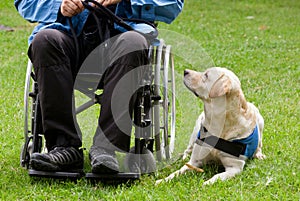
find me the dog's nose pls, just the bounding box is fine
[184,70,189,76]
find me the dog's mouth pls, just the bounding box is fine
[192,91,199,97]
[184,81,199,97]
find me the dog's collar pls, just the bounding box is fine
[196,125,259,158]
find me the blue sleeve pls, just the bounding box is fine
[116,0,184,24]
[14,0,62,23]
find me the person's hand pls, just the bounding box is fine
[60,0,85,17]
[93,0,122,7]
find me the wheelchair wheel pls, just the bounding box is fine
[21,61,43,168]
[153,40,176,161]
[21,61,33,167]
[124,146,156,174]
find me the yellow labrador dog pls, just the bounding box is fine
[156,67,265,185]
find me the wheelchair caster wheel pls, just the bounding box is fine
[124,147,156,174]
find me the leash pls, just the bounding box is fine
[81,0,158,39]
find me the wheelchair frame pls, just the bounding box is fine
[20,39,176,180]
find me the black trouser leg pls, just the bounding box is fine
[92,31,149,152]
[28,29,82,150]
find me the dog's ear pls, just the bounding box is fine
[209,74,232,98]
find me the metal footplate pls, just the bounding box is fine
[86,172,140,182]
[29,170,140,182]
[29,169,84,179]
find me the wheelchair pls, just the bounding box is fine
[20,38,176,181]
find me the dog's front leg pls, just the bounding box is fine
[203,167,242,185]
[182,143,194,160]
[182,114,203,160]
[254,114,266,160]
[203,157,245,185]
[155,164,191,185]
[156,143,207,185]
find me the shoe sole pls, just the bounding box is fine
[30,159,84,173]
[92,162,119,174]
[30,159,60,171]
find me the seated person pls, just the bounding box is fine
[15,0,149,173]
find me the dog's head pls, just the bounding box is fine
[183,67,241,100]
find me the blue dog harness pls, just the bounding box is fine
[197,125,259,158]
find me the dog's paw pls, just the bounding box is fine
[182,153,189,161]
[203,178,216,186]
[203,180,211,186]
[254,152,266,160]
[203,175,223,185]
[155,179,164,185]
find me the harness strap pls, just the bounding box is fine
[196,126,247,157]
[195,136,246,157]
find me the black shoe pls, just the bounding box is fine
[89,147,119,174]
[30,147,84,172]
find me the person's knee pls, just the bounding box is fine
[108,31,148,65]
[29,29,72,67]
[31,29,59,54]
[117,31,148,52]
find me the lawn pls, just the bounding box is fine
[0,0,299,200]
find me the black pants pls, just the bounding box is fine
[28,22,149,152]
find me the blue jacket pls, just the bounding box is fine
[14,0,89,44]
[14,0,184,44]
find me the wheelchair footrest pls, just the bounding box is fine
[29,169,84,179]
[86,172,140,182]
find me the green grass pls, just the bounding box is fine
[1,0,299,200]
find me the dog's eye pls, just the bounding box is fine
[202,72,208,81]
[204,72,208,79]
